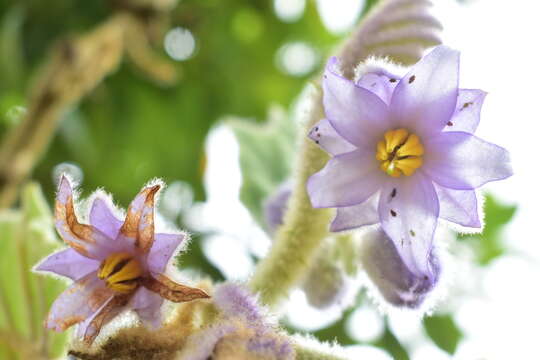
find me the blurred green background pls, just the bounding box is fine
[0,0,517,359]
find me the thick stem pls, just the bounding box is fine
[248,88,332,307]
[0,15,125,208]
[247,11,377,307]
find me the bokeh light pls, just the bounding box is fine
[276,42,318,76]
[274,0,305,23]
[164,27,196,61]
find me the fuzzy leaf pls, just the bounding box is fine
[0,183,68,359]
[229,105,297,226]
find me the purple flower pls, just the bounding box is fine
[307,46,512,281]
[36,176,209,344]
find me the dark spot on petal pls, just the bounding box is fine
[314,127,319,131]
[410,229,416,237]
[423,275,429,280]
[461,102,473,111]
[389,78,397,83]
[408,75,416,84]
[315,140,319,144]
[317,133,321,137]
[391,188,397,198]
[390,209,397,217]
[371,82,377,87]
[447,121,453,126]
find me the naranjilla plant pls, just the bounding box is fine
[0,0,519,359]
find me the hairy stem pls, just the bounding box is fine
[247,7,375,307]
[248,88,332,307]
[248,0,439,309]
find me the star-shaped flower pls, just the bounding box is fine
[36,176,209,344]
[307,46,512,281]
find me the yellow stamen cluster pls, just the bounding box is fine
[376,128,424,177]
[98,252,143,293]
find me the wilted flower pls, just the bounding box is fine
[36,176,209,344]
[179,282,294,360]
[308,46,512,282]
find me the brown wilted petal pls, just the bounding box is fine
[55,175,116,259]
[142,274,210,303]
[119,184,160,253]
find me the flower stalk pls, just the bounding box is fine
[249,0,444,308]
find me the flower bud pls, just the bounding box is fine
[302,254,347,309]
[359,229,440,308]
[263,181,292,235]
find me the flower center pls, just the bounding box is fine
[376,128,424,177]
[98,252,143,293]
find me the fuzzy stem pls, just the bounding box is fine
[248,5,379,307]
[248,88,332,307]
[248,0,436,308]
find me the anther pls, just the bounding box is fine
[376,129,424,177]
[98,253,143,293]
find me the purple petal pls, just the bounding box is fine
[434,184,481,228]
[35,248,99,280]
[307,149,385,208]
[360,228,440,308]
[424,131,512,190]
[89,196,123,241]
[323,57,390,149]
[378,174,439,278]
[55,176,117,260]
[356,70,400,105]
[130,287,164,329]
[76,297,119,343]
[308,119,356,156]
[46,271,115,332]
[263,181,293,234]
[444,89,487,133]
[330,192,380,232]
[147,233,185,274]
[390,46,459,136]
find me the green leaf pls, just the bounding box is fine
[0,182,68,359]
[229,105,297,226]
[459,194,517,265]
[424,314,462,354]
